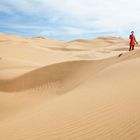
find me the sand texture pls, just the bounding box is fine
[0,33,140,140]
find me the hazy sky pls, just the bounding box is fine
[0,0,140,40]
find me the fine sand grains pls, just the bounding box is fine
[0,33,140,140]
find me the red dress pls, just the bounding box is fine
[129,34,137,46]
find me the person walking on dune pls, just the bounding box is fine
[129,31,138,51]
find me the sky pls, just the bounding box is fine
[0,0,140,40]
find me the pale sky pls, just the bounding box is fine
[0,0,140,40]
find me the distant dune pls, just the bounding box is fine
[0,33,140,140]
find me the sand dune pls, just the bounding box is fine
[0,33,140,140]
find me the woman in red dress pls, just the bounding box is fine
[129,31,138,51]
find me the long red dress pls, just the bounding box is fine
[129,34,137,46]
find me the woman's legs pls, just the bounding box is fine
[129,45,135,51]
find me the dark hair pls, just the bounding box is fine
[131,31,134,34]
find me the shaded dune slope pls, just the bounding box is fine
[0,60,99,93]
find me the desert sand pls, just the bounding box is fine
[0,33,140,140]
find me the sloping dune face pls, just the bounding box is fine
[0,33,140,140]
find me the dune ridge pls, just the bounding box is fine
[0,49,139,93]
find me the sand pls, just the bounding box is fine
[0,33,140,140]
